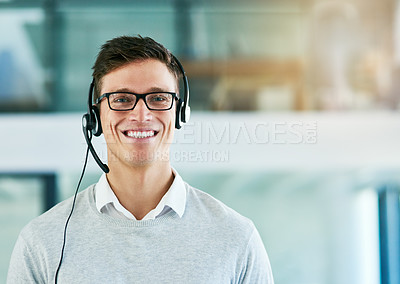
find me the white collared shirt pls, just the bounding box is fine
[95,169,186,220]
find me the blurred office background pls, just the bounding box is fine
[1,0,400,283]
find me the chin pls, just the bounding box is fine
[123,150,170,166]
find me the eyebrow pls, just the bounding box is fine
[113,87,173,93]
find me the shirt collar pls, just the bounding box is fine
[161,168,186,218]
[95,168,186,220]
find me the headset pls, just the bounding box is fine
[81,54,190,173]
[55,55,190,283]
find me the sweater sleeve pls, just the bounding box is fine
[238,227,275,284]
[7,233,46,284]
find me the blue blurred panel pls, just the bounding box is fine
[0,50,15,99]
[0,9,46,111]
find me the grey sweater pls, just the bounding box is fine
[7,182,274,283]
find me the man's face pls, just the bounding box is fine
[98,59,177,167]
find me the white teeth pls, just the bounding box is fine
[126,131,155,138]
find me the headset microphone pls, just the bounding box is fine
[82,114,109,173]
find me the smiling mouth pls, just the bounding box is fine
[124,130,156,139]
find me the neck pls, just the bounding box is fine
[106,160,174,220]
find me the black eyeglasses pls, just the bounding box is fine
[96,91,178,111]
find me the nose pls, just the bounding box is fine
[128,98,152,122]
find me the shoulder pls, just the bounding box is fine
[184,182,256,235]
[183,182,274,282]
[7,185,96,283]
[19,185,94,244]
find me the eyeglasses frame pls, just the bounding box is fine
[96,91,178,111]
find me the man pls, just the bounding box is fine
[7,35,274,283]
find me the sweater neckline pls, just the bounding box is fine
[86,185,181,228]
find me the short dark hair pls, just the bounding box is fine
[92,35,180,101]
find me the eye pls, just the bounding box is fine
[111,93,134,103]
[149,94,168,102]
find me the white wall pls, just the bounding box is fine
[1,111,399,172]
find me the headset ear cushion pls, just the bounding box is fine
[82,113,90,132]
[91,106,103,136]
[182,104,190,123]
[175,99,182,129]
